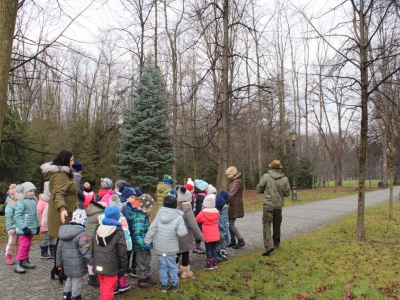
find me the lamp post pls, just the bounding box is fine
[290,131,298,201]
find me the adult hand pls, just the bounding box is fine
[60,210,68,224]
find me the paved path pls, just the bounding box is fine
[1,187,399,299]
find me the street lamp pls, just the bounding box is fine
[290,131,298,201]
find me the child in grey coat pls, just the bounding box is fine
[56,209,92,300]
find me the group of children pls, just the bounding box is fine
[1,174,231,299]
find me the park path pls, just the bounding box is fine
[1,186,399,299]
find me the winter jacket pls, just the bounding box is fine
[156,182,172,207]
[192,187,207,217]
[93,225,128,275]
[99,213,132,251]
[5,200,17,232]
[96,189,114,205]
[56,224,92,277]
[0,196,12,216]
[177,202,204,253]
[218,204,229,237]
[196,208,220,243]
[257,169,291,209]
[41,162,78,238]
[122,202,134,241]
[85,201,105,248]
[14,197,40,235]
[83,190,95,210]
[73,171,84,209]
[227,172,244,219]
[144,207,187,255]
[130,207,151,251]
[37,199,49,232]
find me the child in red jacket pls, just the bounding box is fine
[195,194,220,270]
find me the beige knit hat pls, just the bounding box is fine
[226,166,238,175]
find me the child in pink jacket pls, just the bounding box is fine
[37,192,56,259]
[195,194,220,270]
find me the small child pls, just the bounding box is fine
[14,182,40,273]
[0,183,16,216]
[192,179,209,254]
[131,194,156,288]
[145,195,187,292]
[56,209,92,300]
[93,206,128,300]
[37,192,56,259]
[4,186,18,265]
[195,194,220,270]
[216,190,229,261]
[96,178,114,204]
[83,180,96,210]
[156,174,174,207]
[176,186,204,278]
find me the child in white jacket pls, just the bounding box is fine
[144,195,187,293]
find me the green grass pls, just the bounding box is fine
[121,204,400,299]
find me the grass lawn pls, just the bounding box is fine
[121,203,400,299]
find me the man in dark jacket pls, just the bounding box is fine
[93,206,128,299]
[72,161,84,209]
[257,160,291,256]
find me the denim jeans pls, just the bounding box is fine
[157,254,178,286]
[205,241,218,260]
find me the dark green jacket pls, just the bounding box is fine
[257,169,291,209]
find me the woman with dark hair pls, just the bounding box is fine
[40,150,78,283]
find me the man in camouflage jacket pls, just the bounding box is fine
[256,160,291,256]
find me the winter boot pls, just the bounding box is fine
[204,259,214,270]
[49,244,56,258]
[22,258,36,269]
[180,265,193,278]
[128,268,137,278]
[5,254,15,265]
[14,260,26,273]
[40,246,52,259]
[138,278,152,288]
[192,242,205,254]
[213,257,219,268]
[232,238,245,249]
[62,291,72,300]
[220,248,228,260]
[88,274,100,288]
[226,238,237,248]
[71,294,81,300]
[172,282,179,292]
[118,275,131,292]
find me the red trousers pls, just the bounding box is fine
[98,274,118,300]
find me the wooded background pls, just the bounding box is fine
[0,0,399,198]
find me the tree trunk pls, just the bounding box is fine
[0,0,18,150]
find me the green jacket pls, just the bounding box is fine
[156,182,171,207]
[257,169,291,209]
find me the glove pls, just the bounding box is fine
[7,229,14,235]
[36,227,41,235]
[22,227,33,235]
[144,244,152,250]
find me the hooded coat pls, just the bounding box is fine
[177,202,204,253]
[156,182,171,207]
[227,172,244,219]
[40,162,78,238]
[144,207,187,255]
[196,208,220,243]
[85,201,105,248]
[256,169,291,209]
[14,197,40,235]
[56,224,92,277]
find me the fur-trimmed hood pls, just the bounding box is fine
[40,162,71,176]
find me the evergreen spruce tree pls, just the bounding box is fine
[115,56,174,193]
[296,154,315,189]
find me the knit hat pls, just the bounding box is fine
[16,182,36,199]
[72,161,83,172]
[104,206,120,221]
[70,209,87,226]
[219,190,229,202]
[177,186,192,202]
[134,187,142,197]
[163,195,177,208]
[120,185,134,199]
[195,179,208,191]
[215,195,226,212]
[84,179,96,188]
[226,166,238,175]
[139,194,155,212]
[269,159,283,169]
[115,180,128,189]
[163,174,173,185]
[203,194,216,208]
[184,183,194,192]
[39,193,50,202]
[168,189,176,196]
[207,184,217,195]
[101,178,113,189]
[109,194,122,211]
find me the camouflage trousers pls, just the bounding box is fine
[262,208,282,248]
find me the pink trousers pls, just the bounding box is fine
[16,234,33,261]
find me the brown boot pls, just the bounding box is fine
[180,265,193,278]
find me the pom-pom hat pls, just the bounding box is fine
[177,186,192,202]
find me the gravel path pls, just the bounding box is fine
[1,187,399,299]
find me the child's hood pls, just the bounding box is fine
[96,224,117,238]
[157,207,182,224]
[58,224,85,241]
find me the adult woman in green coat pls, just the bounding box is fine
[40,149,78,282]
